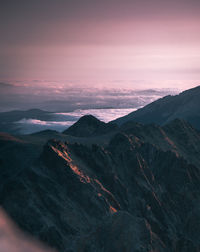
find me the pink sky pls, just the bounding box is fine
[0,0,200,89]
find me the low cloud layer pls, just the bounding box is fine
[0,80,179,112]
[15,108,137,134]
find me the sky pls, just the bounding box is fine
[0,0,200,89]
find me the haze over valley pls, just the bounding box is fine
[0,81,179,134]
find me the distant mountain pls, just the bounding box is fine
[0,109,52,123]
[0,109,53,134]
[113,85,200,129]
[63,114,117,137]
[1,115,200,251]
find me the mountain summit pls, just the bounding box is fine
[63,114,117,137]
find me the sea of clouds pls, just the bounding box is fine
[0,80,180,134]
[16,108,137,134]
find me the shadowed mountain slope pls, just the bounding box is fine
[1,117,200,251]
[120,119,200,168]
[113,85,200,129]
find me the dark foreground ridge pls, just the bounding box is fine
[113,85,200,129]
[1,115,200,251]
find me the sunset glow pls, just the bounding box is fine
[1,0,200,89]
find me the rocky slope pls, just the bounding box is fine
[120,119,200,168]
[113,85,200,129]
[1,116,200,251]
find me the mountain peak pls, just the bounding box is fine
[63,115,117,137]
[76,114,101,124]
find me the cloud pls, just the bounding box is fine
[0,82,179,112]
[16,119,73,126]
[15,108,140,134]
[56,108,138,123]
[15,118,75,134]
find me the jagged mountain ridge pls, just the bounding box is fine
[64,115,200,168]
[1,115,200,251]
[120,118,200,168]
[112,85,200,129]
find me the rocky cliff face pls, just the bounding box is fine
[1,117,200,251]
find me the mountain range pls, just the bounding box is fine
[0,86,200,251]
